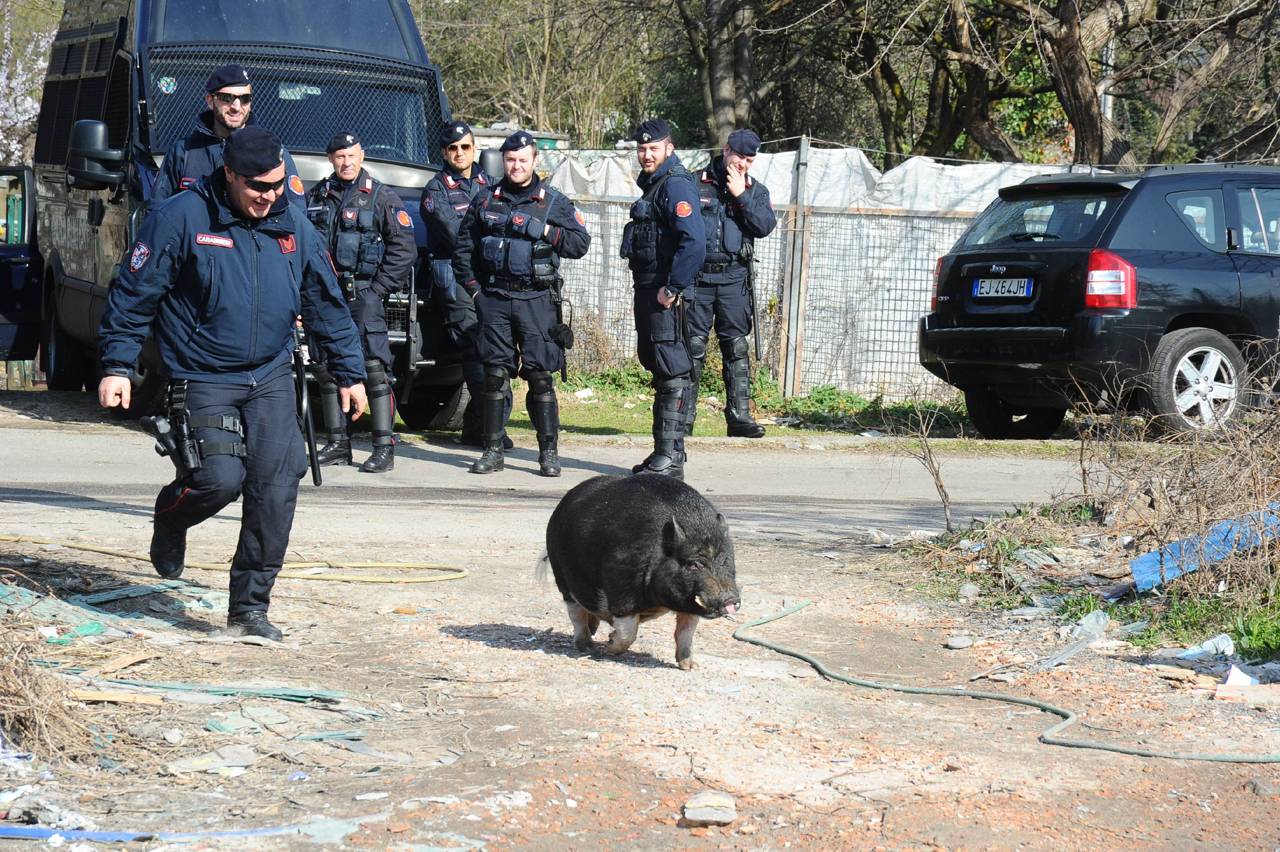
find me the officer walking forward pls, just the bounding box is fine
[452,131,590,477]
[306,132,417,473]
[420,121,511,450]
[686,129,776,438]
[98,127,367,641]
[152,63,304,210]
[622,119,706,480]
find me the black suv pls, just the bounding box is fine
[919,165,1280,438]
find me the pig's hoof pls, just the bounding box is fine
[677,658,696,671]
[574,638,595,652]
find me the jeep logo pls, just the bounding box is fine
[991,265,1007,274]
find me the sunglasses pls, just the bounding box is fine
[446,143,473,152]
[241,175,285,193]
[213,92,252,106]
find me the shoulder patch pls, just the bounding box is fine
[278,235,297,254]
[396,209,413,228]
[574,209,585,226]
[423,195,435,213]
[196,233,234,249]
[128,242,151,273]
[289,174,305,196]
[674,200,693,218]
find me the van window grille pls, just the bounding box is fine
[144,44,448,168]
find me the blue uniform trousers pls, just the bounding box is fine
[475,289,563,376]
[153,365,306,615]
[685,278,753,341]
[634,286,693,381]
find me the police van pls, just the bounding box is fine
[4,0,472,428]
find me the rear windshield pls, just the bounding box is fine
[148,0,416,61]
[959,193,1121,248]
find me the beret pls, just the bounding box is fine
[500,131,535,152]
[224,126,284,177]
[205,64,251,93]
[326,131,361,154]
[631,118,671,145]
[727,128,761,157]
[442,122,473,145]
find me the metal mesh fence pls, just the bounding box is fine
[144,44,448,165]
[557,198,974,399]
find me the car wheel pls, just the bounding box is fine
[398,381,467,431]
[40,305,91,392]
[963,388,1067,439]
[1147,327,1245,432]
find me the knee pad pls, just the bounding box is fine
[483,367,510,393]
[525,371,554,396]
[689,335,708,362]
[720,336,750,361]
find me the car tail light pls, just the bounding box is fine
[1085,249,1136,309]
[930,256,944,310]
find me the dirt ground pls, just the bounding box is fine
[1,393,1279,849]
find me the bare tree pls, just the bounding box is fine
[0,1,59,163]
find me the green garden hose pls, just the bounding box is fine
[734,601,1280,764]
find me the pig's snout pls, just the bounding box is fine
[694,587,741,619]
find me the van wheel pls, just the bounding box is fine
[40,306,91,392]
[398,381,467,431]
[1147,328,1245,432]
[963,388,1066,439]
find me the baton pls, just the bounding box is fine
[293,325,322,487]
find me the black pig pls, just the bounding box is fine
[541,474,741,670]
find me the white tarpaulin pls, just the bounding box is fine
[546,145,1076,213]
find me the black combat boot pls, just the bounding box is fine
[633,377,688,480]
[359,359,396,473]
[226,611,283,642]
[722,336,765,438]
[686,335,707,439]
[527,370,561,477]
[470,368,509,474]
[150,519,187,580]
[314,366,352,465]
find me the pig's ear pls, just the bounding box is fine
[716,513,728,531]
[664,516,687,552]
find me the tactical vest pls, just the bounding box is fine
[697,170,749,267]
[620,164,688,273]
[307,175,385,279]
[476,184,557,290]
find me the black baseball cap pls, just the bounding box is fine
[631,119,671,144]
[727,128,762,157]
[500,131,536,152]
[442,121,473,145]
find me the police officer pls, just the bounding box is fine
[686,128,776,438]
[452,130,590,477]
[420,121,511,450]
[306,132,417,473]
[152,64,305,210]
[97,127,367,641]
[622,119,706,480]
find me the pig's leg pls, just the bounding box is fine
[565,600,596,651]
[604,615,639,655]
[674,612,700,670]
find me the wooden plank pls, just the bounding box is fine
[70,689,164,706]
[80,651,159,679]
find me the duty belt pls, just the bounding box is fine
[489,277,551,293]
[701,261,744,274]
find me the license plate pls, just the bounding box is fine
[972,277,1032,298]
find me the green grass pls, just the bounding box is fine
[1057,589,1280,658]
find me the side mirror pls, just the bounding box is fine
[479,148,504,184]
[67,120,125,191]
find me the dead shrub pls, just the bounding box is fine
[0,616,95,762]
